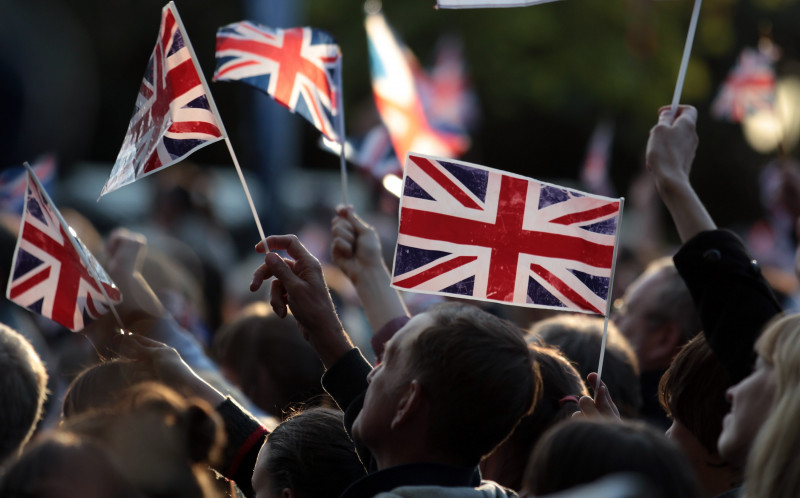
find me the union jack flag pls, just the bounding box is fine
[0,154,57,214]
[712,48,776,123]
[366,12,468,167]
[214,22,341,142]
[7,167,122,332]
[101,2,223,197]
[391,154,621,314]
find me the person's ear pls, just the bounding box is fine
[281,488,295,498]
[645,322,683,367]
[391,379,422,430]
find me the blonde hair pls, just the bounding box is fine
[743,313,800,498]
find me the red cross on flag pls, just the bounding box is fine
[391,154,621,314]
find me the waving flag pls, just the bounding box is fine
[712,48,776,123]
[391,154,621,314]
[7,167,122,332]
[214,22,341,142]
[367,12,468,167]
[0,155,56,214]
[101,2,223,197]
[437,0,561,8]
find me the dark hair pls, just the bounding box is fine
[524,418,700,498]
[482,342,588,490]
[213,303,325,416]
[0,323,48,464]
[0,431,143,498]
[659,334,731,455]
[407,302,541,465]
[263,407,366,498]
[532,313,642,418]
[639,258,701,341]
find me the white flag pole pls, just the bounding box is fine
[670,0,703,114]
[23,163,126,332]
[336,56,350,205]
[169,2,268,247]
[595,197,625,395]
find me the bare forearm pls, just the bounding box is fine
[655,179,716,242]
[353,265,409,334]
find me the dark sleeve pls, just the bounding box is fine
[371,315,411,362]
[216,397,269,497]
[321,347,376,470]
[673,229,782,383]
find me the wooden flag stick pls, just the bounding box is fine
[24,163,126,332]
[595,197,625,394]
[336,57,350,205]
[671,0,703,114]
[169,2,268,247]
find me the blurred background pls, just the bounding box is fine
[3,0,800,309]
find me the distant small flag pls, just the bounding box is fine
[101,2,224,197]
[580,120,615,197]
[392,153,621,314]
[436,0,561,8]
[367,12,467,167]
[0,155,56,214]
[214,22,342,142]
[321,125,401,181]
[7,167,122,332]
[712,48,776,123]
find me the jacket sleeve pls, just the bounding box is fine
[216,397,270,497]
[673,229,782,383]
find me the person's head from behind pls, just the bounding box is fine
[0,431,143,498]
[352,302,541,469]
[523,418,700,498]
[532,313,642,418]
[252,407,366,498]
[720,313,800,497]
[482,342,588,490]
[0,323,48,465]
[64,382,225,498]
[214,303,325,417]
[659,334,737,496]
[613,258,700,372]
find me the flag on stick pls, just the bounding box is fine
[436,0,561,8]
[100,2,224,197]
[214,22,342,142]
[0,155,56,214]
[712,48,776,123]
[366,12,468,167]
[580,120,615,197]
[7,166,122,332]
[391,153,621,314]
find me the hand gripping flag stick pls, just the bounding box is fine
[671,0,703,115]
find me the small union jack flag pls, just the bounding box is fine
[101,2,223,197]
[391,154,621,314]
[0,154,56,214]
[712,48,776,123]
[7,167,122,332]
[214,22,341,142]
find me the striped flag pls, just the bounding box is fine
[101,2,223,197]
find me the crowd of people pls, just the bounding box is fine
[1,104,799,497]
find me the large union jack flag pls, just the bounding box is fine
[712,48,776,123]
[391,154,621,314]
[214,22,341,142]
[7,168,122,332]
[101,2,223,197]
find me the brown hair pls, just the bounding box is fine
[406,302,541,465]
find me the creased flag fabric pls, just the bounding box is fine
[437,0,561,8]
[101,3,223,197]
[7,169,122,332]
[712,48,776,123]
[0,155,56,214]
[391,154,621,314]
[366,13,468,167]
[214,22,341,142]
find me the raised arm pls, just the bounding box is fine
[645,105,716,241]
[331,205,409,354]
